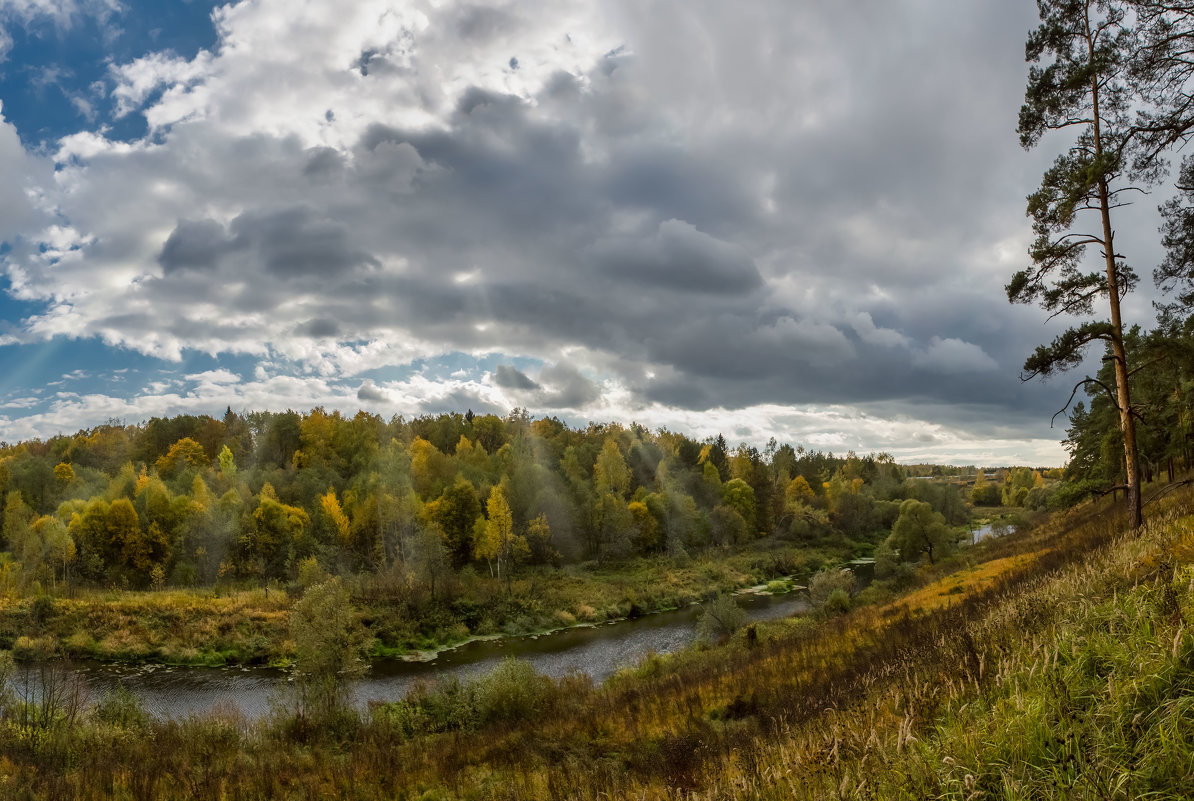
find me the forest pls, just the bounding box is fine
[0,406,976,593]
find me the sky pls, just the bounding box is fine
[0,0,1173,467]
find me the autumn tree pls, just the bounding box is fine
[409,437,453,499]
[239,484,310,578]
[318,488,351,546]
[155,437,209,480]
[593,438,630,497]
[886,499,954,565]
[474,485,527,584]
[1010,0,1151,527]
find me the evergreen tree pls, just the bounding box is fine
[1010,0,1151,527]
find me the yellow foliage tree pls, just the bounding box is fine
[409,437,452,498]
[474,485,526,583]
[155,437,208,479]
[53,462,75,484]
[594,438,630,498]
[319,489,351,545]
[784,476,815,508]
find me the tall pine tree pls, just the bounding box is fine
[1010,0,1150,527]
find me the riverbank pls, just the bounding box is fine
[0,542,819,666]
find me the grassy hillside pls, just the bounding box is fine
[3,490,1193,799]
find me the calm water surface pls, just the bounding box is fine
[50,591,812,721]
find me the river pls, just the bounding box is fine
[30,590,812,721]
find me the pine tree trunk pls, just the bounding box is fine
[1088,6,1142,529]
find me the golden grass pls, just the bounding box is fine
[888,550,1049,614]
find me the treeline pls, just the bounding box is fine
[1062,313,1194,497]
[968,466,1060,510]
[0,408,970,592]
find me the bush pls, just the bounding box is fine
[823,588,851,615]
[697,594,745,644]
[809,568,856,607]
[472,658,555,724]
[378,658,555,736]
[92,686,149,731]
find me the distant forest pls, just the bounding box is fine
[0,407,1034,593]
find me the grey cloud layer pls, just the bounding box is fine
[1,0,1083,438]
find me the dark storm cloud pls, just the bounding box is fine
[158,218,232,273]
[296,318,341,338]
[589,220,763,294]
[493,362,601,409]
[158,206,378,279]
[229,207,379,277]
[494,364,540,390]
[302,146,345,178]
[537,362,601,408]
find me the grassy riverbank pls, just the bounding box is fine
[0,542,817,666]
[3,487,1192,798]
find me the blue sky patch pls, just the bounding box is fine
[0,1,221,146]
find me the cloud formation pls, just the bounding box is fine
[0,0,1091,463]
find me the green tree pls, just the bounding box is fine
[289,577,370,724]
[2,490,32,552]
[887,498,954,565]
[1129,3,1194,317]
[425,477,482,568]
[217,444,237,482]
[721,478,757,534]
[1010,0,1149,528]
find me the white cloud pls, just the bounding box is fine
[111,50,216,119]
[184,368,240,385]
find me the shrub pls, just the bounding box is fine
[697,593,745,643]
[823,588,851,615]
[379,659,554,736]
[92,686,149,731]
[472,658,555,725]
[809,568,856,607]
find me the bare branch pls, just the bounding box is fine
[1051,376,1121,428]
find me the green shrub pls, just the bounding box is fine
[473,658,555,724]
[822,588,851,615]
[697,594,745,644]
[92,686,149,731]
[808,568,855,607]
